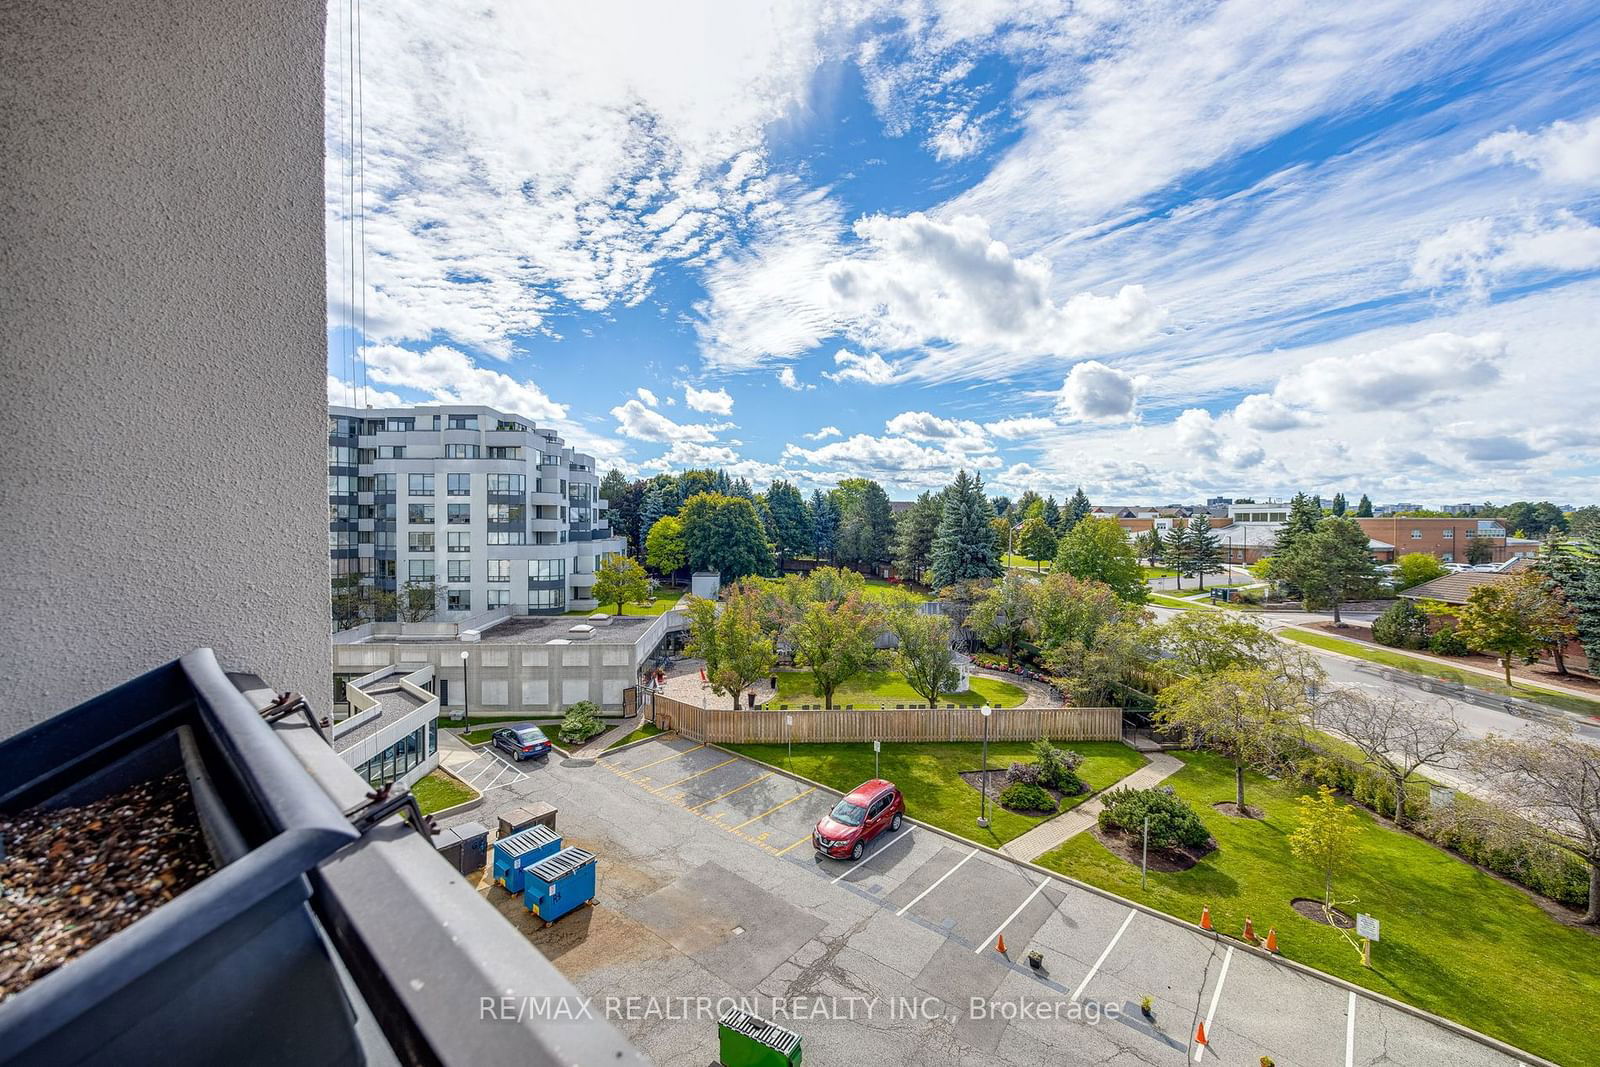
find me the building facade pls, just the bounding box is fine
[1354,517,1509,564]
[329,404,626,620]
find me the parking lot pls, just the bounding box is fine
[443,733,1532,1066]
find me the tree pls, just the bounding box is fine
[1272,516,1377,623]
[929,469,1002,589]
[763,480,811,570]
[1289,786,1361,906]
[1133,529,1163,567]
[1041,495,1062,529]
[1370,598,1430,649]
[1570,506,1600,542]
[1355,494,1373,518]
[807,488,838,561]
[1331,492,1347,517]
[1049,618,1150,707]
[638,483,669,547]
[1275,492,1324,562]
[1319,690,1463,828]
[1014,490,1043,521]
[331,574,369,631]
[645,514,687,581]
[1393,551,1448,591]
[1465,537,1494,565]
[398,578,439,623]
[1017,516,1058,571]
[892,490,942,585]
[1534,534,1600,674]
[682,583,775,709]
[990,495,1012,521]
[786,594,881,709]
[1062,487,1092,533]
[1463,725,1600,923]
[834,478,894,570]
[1185,514,1223,590]
[679,492,776,582]
[1162,521,1192,589]
[592,554,651,616]
[1156,666,1310,812]
[1151,611,1279,676]
[1452,571,1575,686]
[599,469,635,550]
[969,577,1039,667]
[1054,517,1146,602]
[888,609,962,708]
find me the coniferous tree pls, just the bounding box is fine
[929,470,1002,589]
[807,488,838,561]
[1163,521,1193,590]
[1063,487,1093,532]
[892,490,943,585]
[762,480,811,570]
[1041,495,1062,529]
[1331,492,1347,517]
[639,484,668,546]
[1356,493,1374,518]
[1533,534,1600,674]
[834,478,895,571]
[1186,512,1223,589]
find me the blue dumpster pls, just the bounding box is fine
[522,846,597,923]
[492,824,562,894]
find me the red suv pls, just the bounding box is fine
[814,780,905,860]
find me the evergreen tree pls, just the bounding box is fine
[990,495,1012,521]
[1273,516,1379,623]
[834,478,895,570]
[1274,492,1324,569]
[1331,492,1347,517]
[1163,521,1193,590]
[1356,493,1373,517]
[1185,512,1224,589]
[729,476,753,499]
[1063,487,1092,532]
[807,488,838,561]
[679,469,717,500]
[1533,534,1600,674]
[762,480,811,569]
[929,470,1003,589]
[892,490,943,585]
[1041,495,1062,529]
[680,492,776,581]
[639,484,668,546]
[710,469,731,495]
[1014,490,1044,521]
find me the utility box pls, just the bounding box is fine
[492,824,562,894]
[499,802,557,838]
[521,846,597,924]
[434,820,489,875]
[717,1008,802,1066]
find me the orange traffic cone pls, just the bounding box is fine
[1200,906,1213,931]
[1265,928,1278,953]
[1194,1021,1208,1046]
[995,933,1007,955]
[1243,917,1255,942]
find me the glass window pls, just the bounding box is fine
[495,419,526,432]
[448,559,470,583]
[448,473,471,496]
[527,588,565,611]
[448,503,471,525]
[374,529,395,549]
[488,559,510,583]
[487,531,526,545]
[486,473,525,492]
[1443,528,1454,539]
[371,473,396,494]
[408,532,434,553]
[408,473,434,496]
[448,589,472,611]
[386,417,415,432]
[488,589,510,608]
[529,558,565,581]
[408,504,434,525]
[379,445,406,459]
[447,414,479,430]
[488,503,524,524]
[448,531,471,552]
[1411,529,1422,539]
[407,559,435,580]
[328,474,357,496]
[487,446,520,460]
[446,443,480,459]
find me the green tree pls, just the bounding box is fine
[398,578,440,623]
[1062,486,1092,533]
[1156,666,1310,811]
[1370,598,1430,649]
[1465,537,1494,566]
[1275,492,1324,563]
[888,609,962,708]
[331,574,369,631]
[639,483,669,546]
[1054,517,1146,602]
[1017,516,1058,571]
[1186,514,1223,589]
[1355,493,1373,518]
[807,488,838,561]
[1162,521,1193,589]
[1534,534,1600,674]
[1041,495,1062,529]
[680,492,776,581]
[969,577,1039,667]
[1452,572,1575,686]
[834,478,894,570]
[1133,529,1162,567]
[645,514,687,580]
[1331,492,1347,516]
[929,470,1002,588]
[592,554,651,616]
[599,469,633,549]
[1272,516,1378,623]
[1013,490,1044,522]
[1051,619,1150,707]
[1151,611,1280,676]
[786,594,881,709]
[763,480,812,570]
[1288,785,1361,905]
[683,583,776,709]
[1394,551,1448,591]
[892,490,943,585]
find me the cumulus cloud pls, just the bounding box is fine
[1410,213,1600,295]
[884,411,989,453]
[776,366,813,391]
[362,343,567,421]
[1172,408,1222,459]
[609,398,726,444]
[985,416,1057,439]
[684,385,734,415]
[823,349,902,386]
[783,433,999,482]
[1272,332,1504,412]
[327,375,406,409]
[1232,393,1313,432]
[636,387,661,407]
[1055,361,1139,421]
[803,425,842,441]
[1474,114,1600,185]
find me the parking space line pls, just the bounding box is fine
[1345,992,1355,1067]
[830,828,914,883]
[624,743,706,775]
[975,877,1051,954]
[775,832,815,856]
[688,771,773,811]
[730,787,816,830]
[1070,909,1134,1002]
[895,848,977,917]
[653,756,738,794]
[1194,945,1233,1063]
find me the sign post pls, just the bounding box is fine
[786,715,794,763]
[1356,913,1380,967]
[873,739,881,781]
[1141,813,1150,890]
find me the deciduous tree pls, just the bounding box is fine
[645,514,687,580]
[592,554,652,616]
[969,577,1039,667]
[683,583,776,710]
[1156,666,1310,812]
[1017,516,1058,571]
[1054,517,1146,602]
[1318,690,1463,828]
[762,480,812,570]
[1452,572,1575,686]
[888,608,962,708]
[680,492,777,581]
[786,594,881,709]
[1393,552,1448,591]
[1289,785,1361,906]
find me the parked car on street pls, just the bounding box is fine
[492,723,552,761]
[814,780,904,860]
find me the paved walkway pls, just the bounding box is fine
[570,717,645,758]
[1000,751,1183,862]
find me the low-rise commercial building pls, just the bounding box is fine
[1355,517,1509,564]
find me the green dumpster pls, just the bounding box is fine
[718,1008,802,1066]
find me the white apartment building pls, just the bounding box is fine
[329,404,625,618]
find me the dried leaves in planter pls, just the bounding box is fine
[0,770,215,1003]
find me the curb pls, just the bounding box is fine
[704,742,1558,1067]
[593,730,674,759]
[422,766,486,821]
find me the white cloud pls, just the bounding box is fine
[1272,331,1504,411]
[1055,360,1139,421]
[683,385,734,415]
[1410,213,1600,295]
[883,411,989,453]
[326,375,406,409]
[823,349,903,386]
[636,387,661,408]
[608,398,726,444]
[1474,114,1600,185]
[362,343,567,421]
[928,111,984,161]
[803,425,841,441]
[776,366,814,391]
[1232,393,1313,432]
[1172,408,1222,460]
[784,432,1000,484]
[984,416,1057,439]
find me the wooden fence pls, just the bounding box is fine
[647,694,1122,744]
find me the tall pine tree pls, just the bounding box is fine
[1041,495,1062,529]
[807,488,838,561]
[1185,513,1223,589]
[929,470,1002,589]
[1063,487,1092,532]
[1163,521,1193,590]
[1356,493,1373,517]
[1330,492,1347,516]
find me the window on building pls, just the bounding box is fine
[445,444,480,459]
[374,502,396,521]
[357,448,376,464]
[385,417,415,432]
[447,414,479,430]
[529,558,565,581]
[407,559,435,581]
[408,473,434,496]
[328,474,357,496]
[486,473,525,493]
[408,504,434,525]
[488,503,524,525]
[378,445,405,459]
[487,531,526,545]
[1443,528,1454,539]
[375,558,396,579]
[448,559,470,583]
[487,446,520,460]
[527,588,564,611]
[447,589,471,611]
[488,559,510,583]
[495,419,526,432]
[330,501,356,521]
[329,530,356,550]
[374,529,395,550]
[447,531,470,553]
[1442,553,1455,562]
[407,532,434,553]
[488,589,510,608]
[371,473,396,494]
[328,444,357,466]
[1411,529,1422,539]
[448,503,470,525]
[447,473,471,496]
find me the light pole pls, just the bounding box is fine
[459,649,471,734]
[977,703,993,829]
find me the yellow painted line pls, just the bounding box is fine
[652,756,738,793]
[730,786,817,831]
[622,743,705,775]
[688,771,774,812]
[775,832,815,857]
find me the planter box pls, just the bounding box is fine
[0,649,364,1066]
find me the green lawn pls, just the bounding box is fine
[1281,628,1600,718]
[858,577,934,604]
[1149,593,1209,611]
[605,722,665,750]
[771,669,1027,709]
[411,769,479,815]
[725,740,1149,847]
[1141,566,1180,579]
[1004,553,1051,571]
[459,718,564,745]
[1035,751,1600,1066]
[566,587,685,616]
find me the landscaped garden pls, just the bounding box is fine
[565,586,684,616]
[857,577,934,603]
[770,668,1027,709]
[459,718,563,745]
[724,739,1149,847]
[411,769,479,815]
[1034,750,1600,1066]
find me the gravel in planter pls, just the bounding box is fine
[0,770,215,1003]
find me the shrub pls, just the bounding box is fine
[1030,739,1086,792]
[1097,785,1210,850]
[999,782,1057,813]
[558,700,604,744]
[1233,588,1263,606]
[1005,761,1043,786]
[1428,624,1470,656]
[1371,599,1429,650]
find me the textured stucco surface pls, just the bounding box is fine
[0,1,330,735]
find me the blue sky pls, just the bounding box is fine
[325,1,1600,505]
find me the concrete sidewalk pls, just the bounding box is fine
[1000,752,1183,862]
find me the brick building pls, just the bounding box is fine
[1354,517,1509,564]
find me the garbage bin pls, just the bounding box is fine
[718,1007,802,1066]
[492,824,562,894]
[521,846,597,923]
[498,802,557,838]
[435,821,489,875]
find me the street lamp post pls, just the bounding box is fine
[459,649,471,734]
[977,703,993,829]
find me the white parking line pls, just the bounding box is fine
[895,848,977,917]
[1345,991,1356,1067]
[975,877,1051,954]
[1070,909,1134,1002]
[1194,945,1234,1063]
[831,828,914,883]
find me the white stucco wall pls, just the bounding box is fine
[0,1,329,736]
